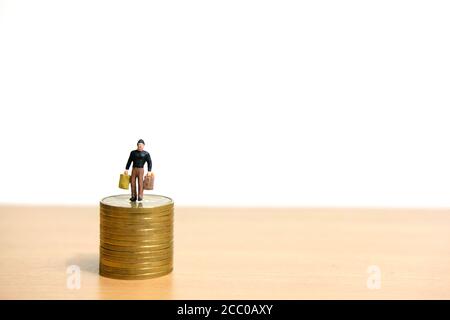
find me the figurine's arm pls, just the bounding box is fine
[125,151,133,171]
[146,152,152,172]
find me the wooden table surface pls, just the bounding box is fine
[1,204,449,299]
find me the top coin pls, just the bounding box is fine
[100,194,174,209]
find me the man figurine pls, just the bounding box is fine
[124,139,152,202]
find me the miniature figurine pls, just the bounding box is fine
[124,139,152,202]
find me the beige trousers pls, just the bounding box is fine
[131,167,144,198]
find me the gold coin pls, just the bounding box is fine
[100,252,172,261]
[100,232,173,241]
[100,218,173,227]
[99,267,174,277]
[100,232,173,240]
[100,231,174,240]
[101,227,173,235]
[99,205,174,214]
[100,203,174,213]
[100,237,172,244]
[100,217,174,228]
[101,262,173,271]
[100,201,173,208]
[100,209,175,218]
[101,224,173,232]
[102,224,172,230]
[100,215,173,222]
[101,235,168,241]
[100,235,172,243]
[100,208,174,217]
[100,194,174,210]
[101,232,172,239]
[100,221,173,230]
[100,262,173,271]
[99,267,173,280]
[100,203,174,210]
[100,234,174,244]
[100,223,172,230]
[100,240,172,247]
[100,263,173,275]
[101,230,173,239]
[100,201,174,209]
[100,227,173,235]
[101,251,172,262]
[100,212,175,223]
[101,248,172,256]
[100,218,174,229]
[100,222,173,230]
[100,245,172,254]
[100,239,172,248]
[100,215,174,224]
[101,254,172,263]
[100,257,172,268]
[100,242,172,252]
[100,254,172,264]
[100,247,172,259]
[100,244,173,253]
[100,238,172,247]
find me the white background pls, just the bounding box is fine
[1,0,449,207]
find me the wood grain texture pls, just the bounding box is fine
[0,204,449,299]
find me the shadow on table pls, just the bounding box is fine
[66,253,99,274]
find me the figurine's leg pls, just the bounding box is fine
[137,168,144,200]
[130,167,137,197]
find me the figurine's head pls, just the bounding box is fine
[137,139,145,151]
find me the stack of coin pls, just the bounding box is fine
[99,194,174,280]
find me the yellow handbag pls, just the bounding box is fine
[119,173,130,190]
